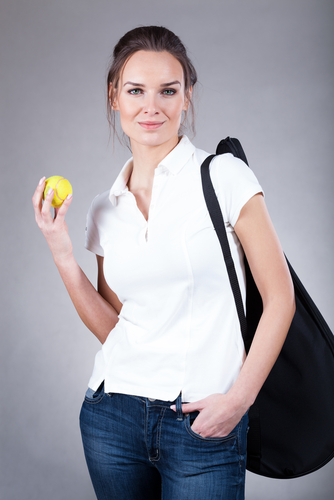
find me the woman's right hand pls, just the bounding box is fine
[32,177,119,342]
[32,177,74,265]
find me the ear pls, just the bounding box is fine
[112,97,120,111]
[183,86,193,111]
[109,84,119,111]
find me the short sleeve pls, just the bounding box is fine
[209,153,264,227]
[85,195,104,256]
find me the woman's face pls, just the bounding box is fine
[112,50,190,151]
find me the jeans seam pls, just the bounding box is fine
[131,395,146,404]
[83,393,105,405]
[144,401,151,461]
[150,407,166,462]
[238,414,247,473]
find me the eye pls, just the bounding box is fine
[128,88,142,95]
[162,88,177,96]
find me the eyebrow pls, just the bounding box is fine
[123,80,181,87]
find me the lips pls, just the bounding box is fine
[138,121,165,130]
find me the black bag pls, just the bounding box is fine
[201,137,334,479]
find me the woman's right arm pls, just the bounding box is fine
[32,177,119,344]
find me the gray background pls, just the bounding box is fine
[1,0,333,499]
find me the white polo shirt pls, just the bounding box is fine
[85,136,263,402]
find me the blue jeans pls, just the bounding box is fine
[80,383,248,500]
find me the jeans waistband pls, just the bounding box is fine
[87,383,185,419]
[131,391,184,419]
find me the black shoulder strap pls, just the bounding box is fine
[216,136,249,166]
[201,138,262,467]
[200,138,250,349]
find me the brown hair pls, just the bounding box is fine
[107,26,197,141]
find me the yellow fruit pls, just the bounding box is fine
[43,176,73,208]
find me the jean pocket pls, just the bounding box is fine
[84,382,106,404]
[185,412,237,443]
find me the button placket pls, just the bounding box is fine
[145,169,165,242]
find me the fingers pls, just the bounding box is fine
[41,186,54,218]
[170,400,203,413]
[32,176,45,207]
[181,402,203,413]
[54,193,73,221]
[32,177,46,226]
[32,177,73,227]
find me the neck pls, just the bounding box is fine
[129,135,180,190]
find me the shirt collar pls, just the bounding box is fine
[109,157,132,206]
[158,135,195,175]
[109,135,195,206]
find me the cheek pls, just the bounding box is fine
[118,104,140,131]
[120,102,133,117]
[163,99,186,121]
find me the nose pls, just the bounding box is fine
[143,92,159,115]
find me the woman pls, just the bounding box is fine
[32,26,295,500]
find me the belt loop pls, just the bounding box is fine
[176,392,183,421]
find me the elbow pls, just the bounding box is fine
[277,287,296,330]
[89,315,119,345]
[99,317,119,345]
[280,285,296,325]
[262,285,296,328]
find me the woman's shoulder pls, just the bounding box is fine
[211,152,252,182]
[193,142,262,196]
[193,143,251,181]
[87,190,113,217]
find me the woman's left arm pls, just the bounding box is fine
[178,193,296,437]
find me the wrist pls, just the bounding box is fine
[53,251,76,271]
[226,385,256,414]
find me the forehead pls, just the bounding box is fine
[121,50,184,83]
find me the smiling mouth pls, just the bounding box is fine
[138,121,165,130]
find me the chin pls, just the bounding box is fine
[132,130,179,149]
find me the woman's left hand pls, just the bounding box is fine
[172,393,248,438]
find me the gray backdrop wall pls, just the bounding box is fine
[1,0,333,499]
